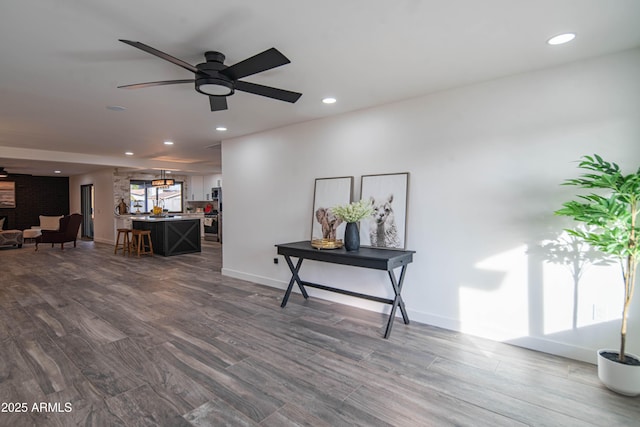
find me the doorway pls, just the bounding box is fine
[80,184,94,239]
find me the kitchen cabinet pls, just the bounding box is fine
[189,176,206,201]
[132,217,201,256]
[189,174,222,201]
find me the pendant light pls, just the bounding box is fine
[151,170,175,188]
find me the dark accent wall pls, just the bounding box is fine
[0,175,69,230]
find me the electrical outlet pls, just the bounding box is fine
[273,257,279,264]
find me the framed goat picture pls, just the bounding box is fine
[311,176,353,242]
[360,172,409,249]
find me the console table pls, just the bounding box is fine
[276,241,415,338]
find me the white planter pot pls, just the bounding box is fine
[597,349,640,396]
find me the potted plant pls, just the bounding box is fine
[332,200,373,251]
[555,154,640,396]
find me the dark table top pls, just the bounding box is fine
[276,240,415,271]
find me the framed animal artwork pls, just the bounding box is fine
[311,176,353,242]
[360,172,409,249]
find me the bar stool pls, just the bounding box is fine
[131,229,153,257]
[114,228,132,255]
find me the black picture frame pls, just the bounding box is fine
[359,172,409,249]
[311,176,353,241]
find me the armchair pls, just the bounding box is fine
[35,213,82,251]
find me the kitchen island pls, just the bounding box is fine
[132,216,201,256]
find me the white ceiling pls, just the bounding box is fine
[1,0,640,177]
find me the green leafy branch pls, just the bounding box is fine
[332,199,374,223]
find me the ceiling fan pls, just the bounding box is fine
[118,39,302,111]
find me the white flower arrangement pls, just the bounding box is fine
[331,199,373,223]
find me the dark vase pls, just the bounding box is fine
[344,222,360,251]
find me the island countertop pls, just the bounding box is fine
[114,213,205,239]
[116,212,204,219]
[130,215,196,222]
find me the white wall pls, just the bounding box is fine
[69,168,115,245]
[223,49,640,363]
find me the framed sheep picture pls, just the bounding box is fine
[311,176,353,242]
[360,172,409,249]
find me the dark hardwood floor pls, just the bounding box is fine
[0,240,638,426]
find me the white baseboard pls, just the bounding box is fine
[93,237,113,245]
[406,309,597,364]
[505,336,597,364]
[221,268,288,290]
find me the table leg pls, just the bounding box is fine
[384,265,410,338]
[280,256,308,307]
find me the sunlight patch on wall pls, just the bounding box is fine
[541,262,574,334]
[542,261,622,334]
[459,245,529,341]
[540,230,622,334]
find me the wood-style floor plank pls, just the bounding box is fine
[105,384,192,427]
[185,398,261,427]
[1,240,638,426]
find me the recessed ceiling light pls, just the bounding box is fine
[54,170,61,174]
[322,97,337,104]
[547,33,576,45]
[216,126,227,131]
[106,105,127,111]
[125,151,134,156]
[164,141,174,145]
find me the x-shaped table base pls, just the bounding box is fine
[276,241,415,339]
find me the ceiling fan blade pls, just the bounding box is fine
[222,48,290,80]
[119,39,199,74]
[209,96,228,111]
[118,79,194,89]
[235,80,302,103]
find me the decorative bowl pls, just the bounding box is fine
[311,239,343,250]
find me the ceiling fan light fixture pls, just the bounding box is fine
[196,77,234,96]
[119,40,301,111]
